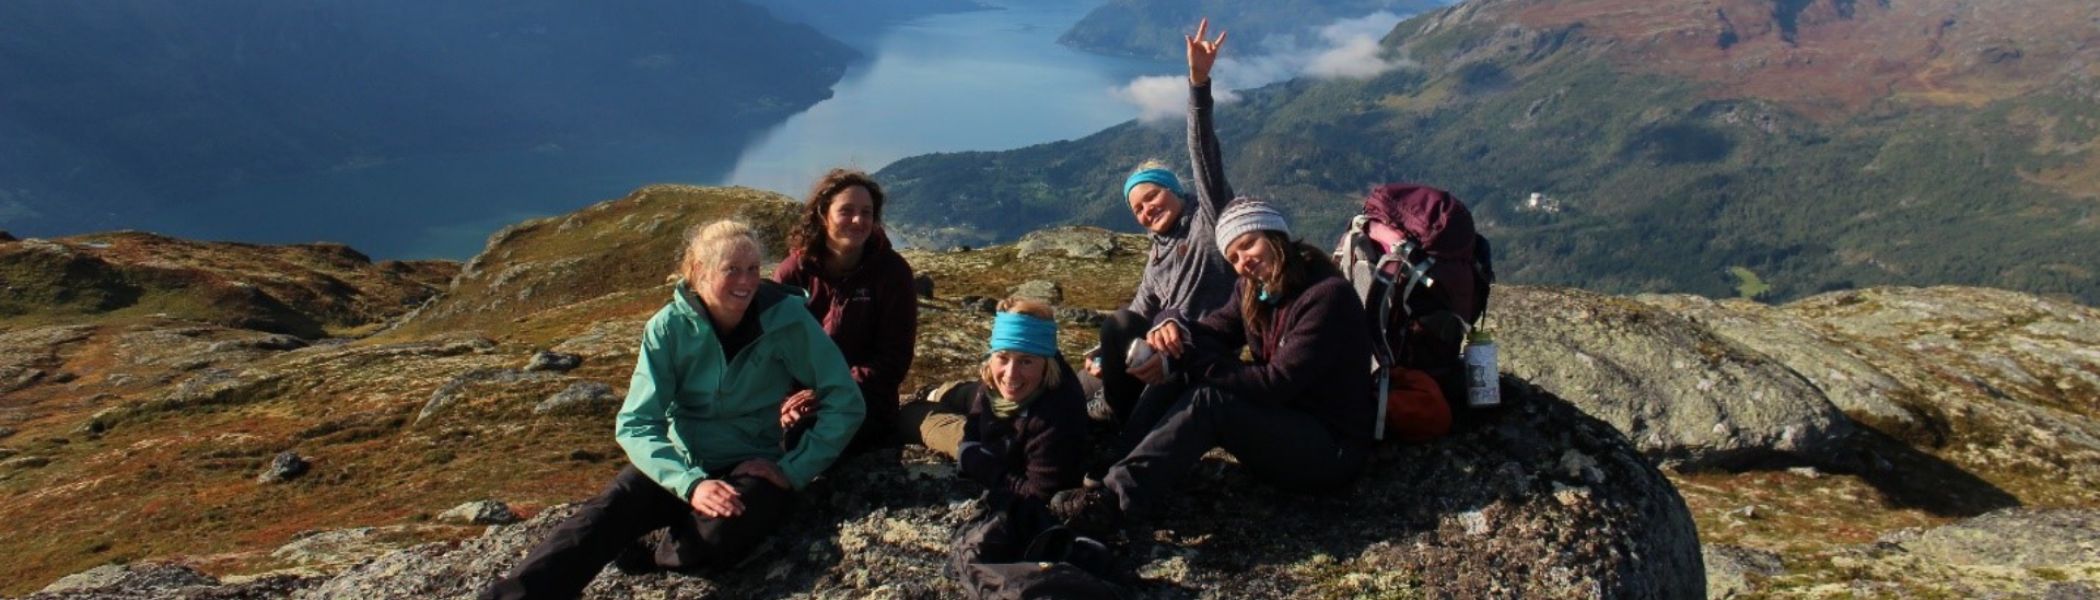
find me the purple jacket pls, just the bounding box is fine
[1157,261,1377,446]
[774,233,918,430]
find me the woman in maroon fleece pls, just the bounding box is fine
[1053,198,1375,532]
[775,168,919,452]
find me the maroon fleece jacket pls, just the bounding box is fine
[774,233,918,429]
[1156,261,1377,446]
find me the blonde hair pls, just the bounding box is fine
[979,297,1063,391]
[672,220,765,289]
[1131,158,1172,175]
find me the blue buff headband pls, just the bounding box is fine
[1122,168,1185,199]
[988,312,1058,358]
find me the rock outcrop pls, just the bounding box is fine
[1813,508,2100,596]
[29,377,1704,599]
[1644,287,2100,505]
[1493,286,1855,469]
[1014,226,1122,260]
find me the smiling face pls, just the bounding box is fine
[1223,230,1279,282]
[695,243,764,329]
[824,185,877,256]
[987,350,1048,401]
[1126,183,1186,234]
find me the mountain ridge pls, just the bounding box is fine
[880,0,2100,305]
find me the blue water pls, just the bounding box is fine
[726,2,1170,196]
[180,1,1169,260]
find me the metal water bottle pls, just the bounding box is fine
[1464,327,1501,408]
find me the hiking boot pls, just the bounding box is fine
[1024,526,1115,578]
[1050,487,1121,539]
[611,538,663,576]
[908,382,943,404]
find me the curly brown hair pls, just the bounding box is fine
[789,168,887,265]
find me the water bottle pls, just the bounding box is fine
[1464,327,1501,408]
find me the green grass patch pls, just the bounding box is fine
[1730,266,1772,301]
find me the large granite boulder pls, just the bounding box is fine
[50,376,1704,599]
[1493,286,1855,469]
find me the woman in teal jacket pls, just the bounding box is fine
[484,220,866,600]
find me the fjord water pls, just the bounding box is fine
[179,1,1167,259]
[725,2,1171,198]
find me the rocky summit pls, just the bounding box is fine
[24,378,1702,599]
[3,187,2098,597]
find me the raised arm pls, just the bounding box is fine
[1187,18,1234,217]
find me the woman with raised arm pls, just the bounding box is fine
[482,220,865,600]
[1087,18,1245,452]
[774,168,919,452]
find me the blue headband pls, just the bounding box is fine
[988,312,1058,358]
[1123,168,1185,199]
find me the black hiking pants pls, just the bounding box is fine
[1103,386,1368,520]
[1095,310,1152,422]
[1114,378,1190,459]
[481,464,792,600]
[950,499,1120,600]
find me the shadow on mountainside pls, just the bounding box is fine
[1830,426,2022,518]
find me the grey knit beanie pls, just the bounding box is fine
[1213,198,1290,256]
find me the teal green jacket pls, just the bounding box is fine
[617,281,866,500]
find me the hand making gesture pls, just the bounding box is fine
[1187,18,1228,86]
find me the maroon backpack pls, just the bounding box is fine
[1334,184,1495,438]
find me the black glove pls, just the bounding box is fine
[957,441,1006,488]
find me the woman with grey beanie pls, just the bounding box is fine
[1052,197,1378,535]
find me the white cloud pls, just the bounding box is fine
[1113,75,1194,123]
[1117,12,1412,122]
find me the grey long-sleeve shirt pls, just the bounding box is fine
[1127,82,1239,321]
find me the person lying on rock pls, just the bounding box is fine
[897,300,1087,472]
[1052,199,1376,536]
[1081,18,1240,445]
[941,299,1104,589]
[774,168,919,453]
[481,220,865,600]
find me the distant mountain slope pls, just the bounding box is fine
[0,232,454,338]
[1059,0,1448,60]
[0,0,855,239]
[883,0,2100,303]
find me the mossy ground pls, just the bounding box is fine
[3,195,2095,595]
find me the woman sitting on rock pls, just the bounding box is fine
[1052,199,1376,534]
[482,220,865,600]
[1087,19,1241,454]
[944,299,1112,597]
[774,168,918,452]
